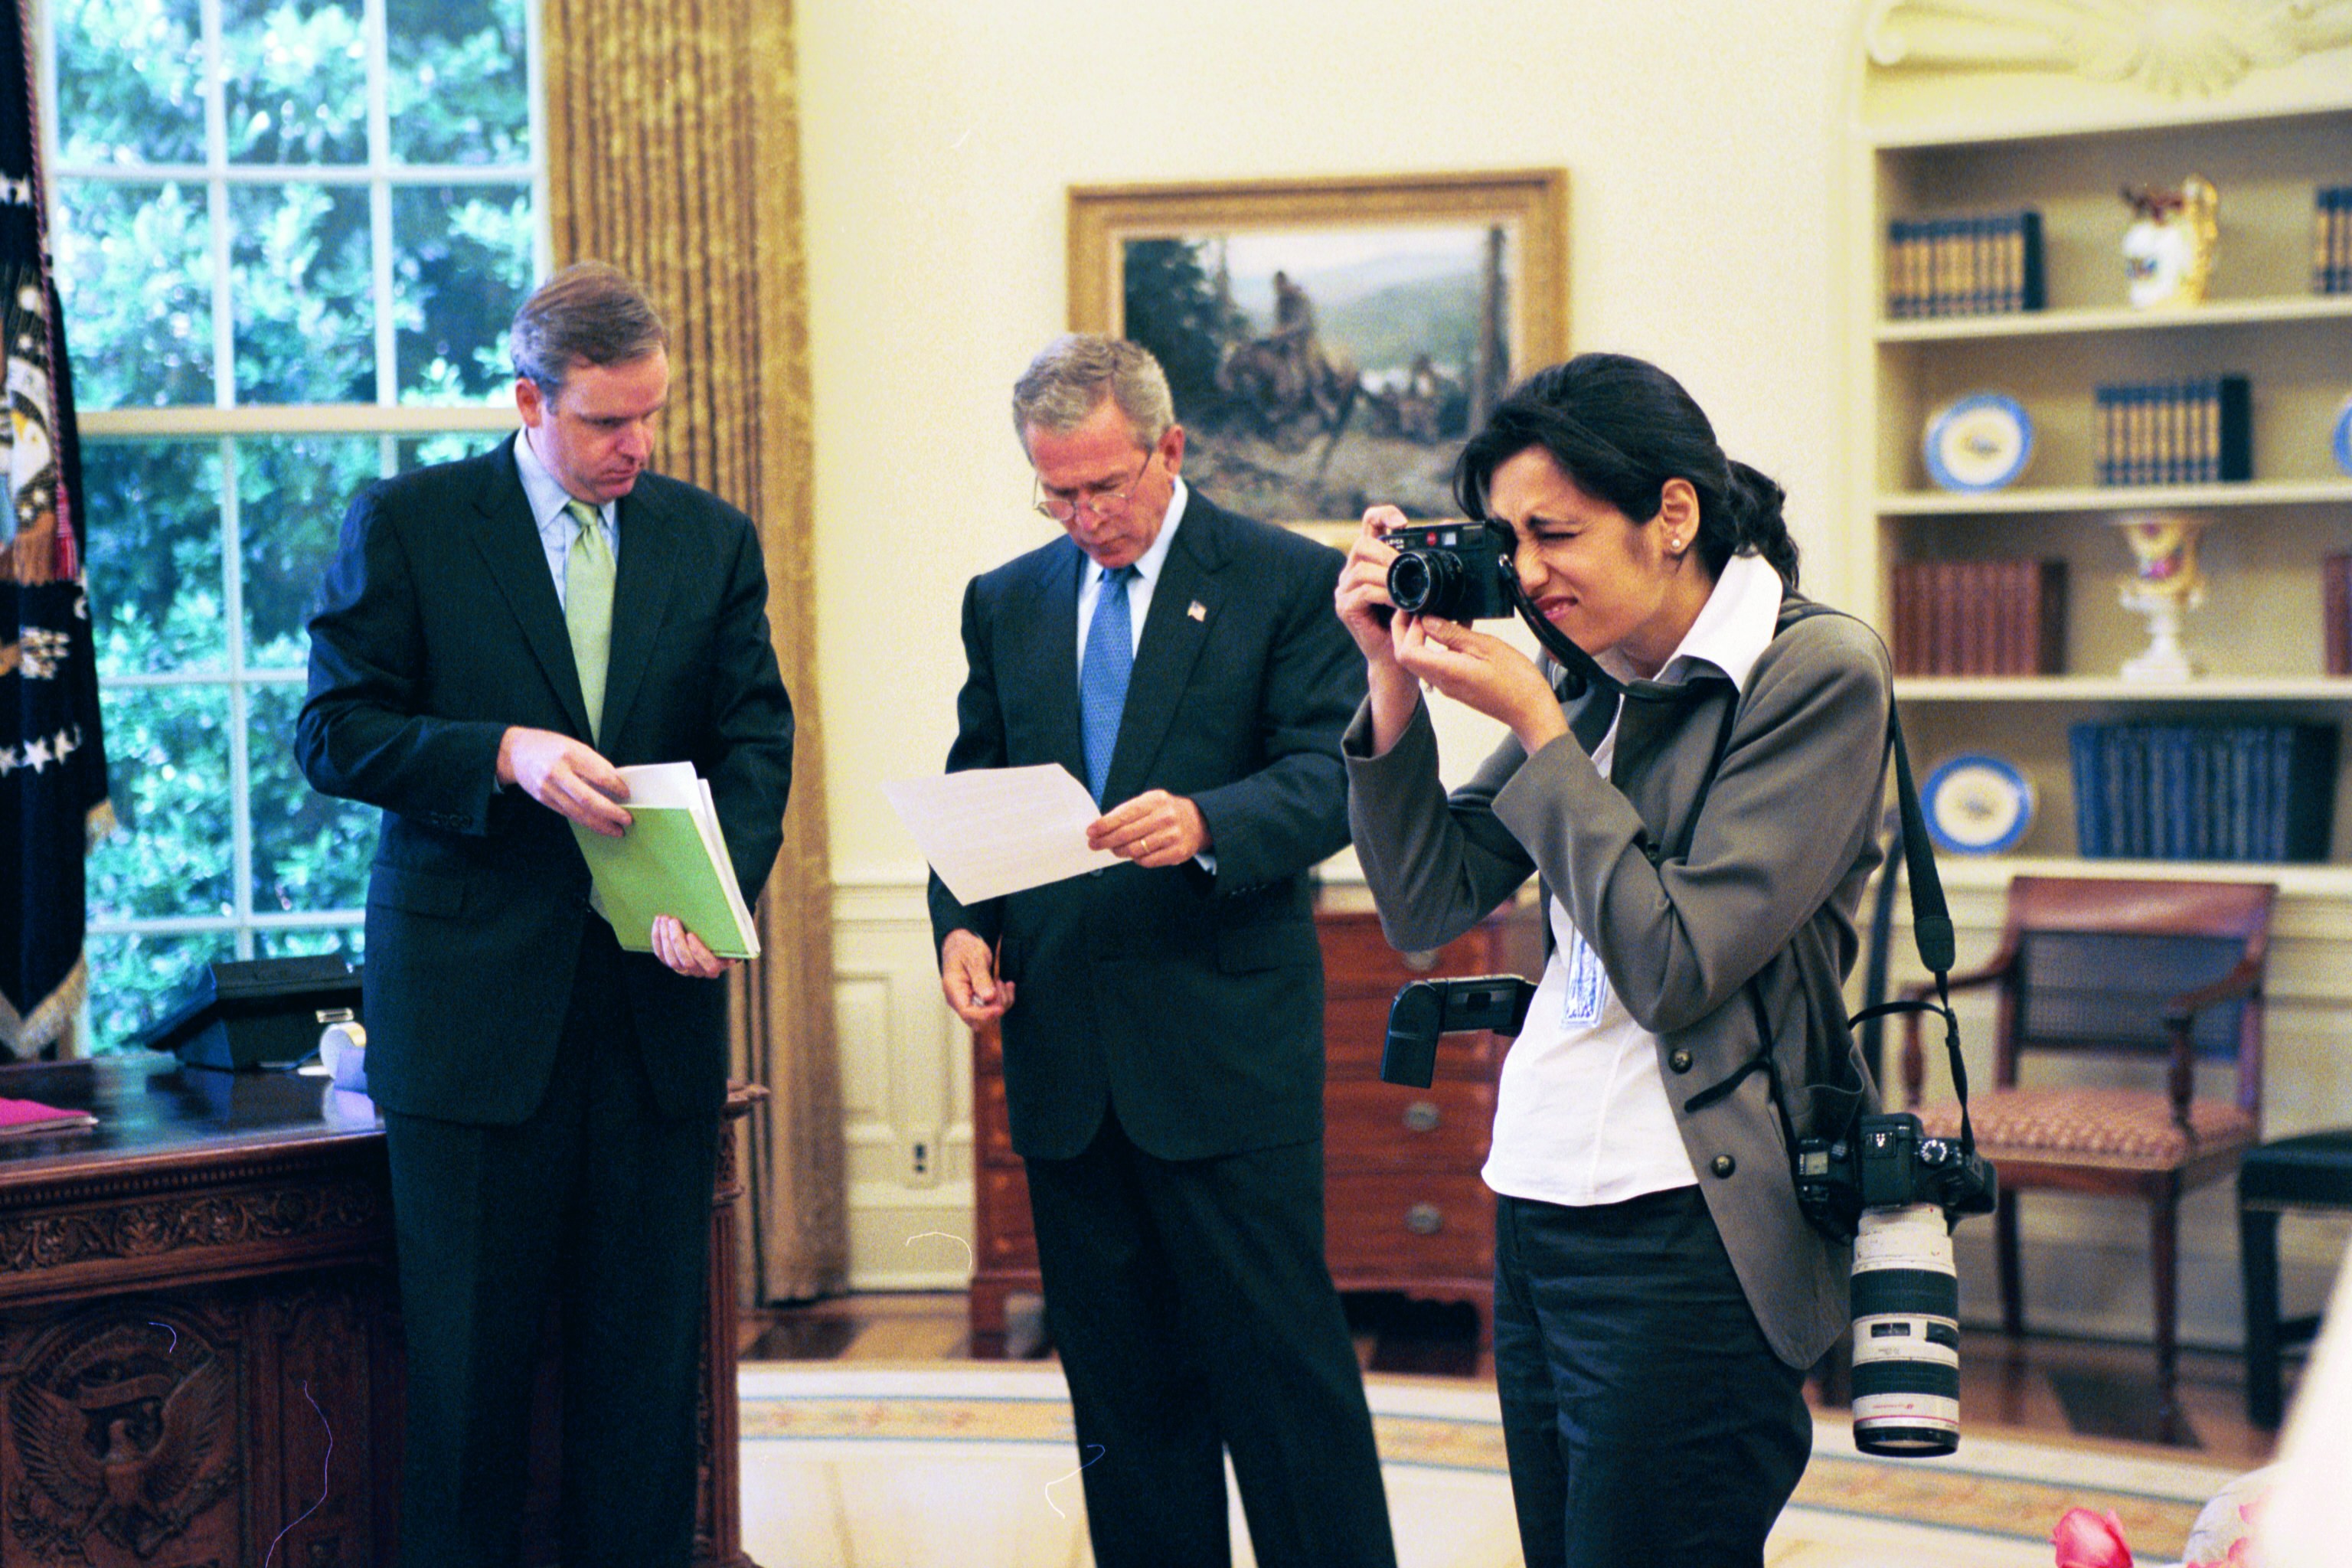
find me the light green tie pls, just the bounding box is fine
[564,499,616,743]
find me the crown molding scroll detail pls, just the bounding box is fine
[1864,0,2352,96]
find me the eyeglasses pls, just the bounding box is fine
[1034,451,1155,523]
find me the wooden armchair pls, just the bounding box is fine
[1900,876,2275,1436]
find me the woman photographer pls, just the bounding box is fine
[1335,353,1890,1567]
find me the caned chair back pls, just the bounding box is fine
[1896,874,2276,1440]
[1990,877,2272,1116]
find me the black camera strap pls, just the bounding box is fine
[1845,704,1977,1158]
[1501,561,1627,706]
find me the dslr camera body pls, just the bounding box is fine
[1380,974,1538,1088]
[1793,1112,1998,1241]
[1385,519,1518,622]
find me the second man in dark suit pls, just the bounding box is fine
[299,263,795,1568]
[929,334,1393,1567]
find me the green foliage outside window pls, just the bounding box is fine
[223,0,369,165]
[240,436,382,669]
[80,442,227,672]
[89,682,235,929]
[50,181,214,409]
[51,0,537,1050]
[387,0,530,166]
[231,181,377,403]
[397,185,536,401]
[51,0,204,166]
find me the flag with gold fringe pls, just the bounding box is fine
[1,1,111,1056]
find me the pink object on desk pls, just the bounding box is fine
[0,1096,97,1136]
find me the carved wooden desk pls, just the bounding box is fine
[0,1056,760,1567]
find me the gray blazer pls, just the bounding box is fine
[1343,596,1890,1367]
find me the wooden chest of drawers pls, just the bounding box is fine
[969,897,1539,1356]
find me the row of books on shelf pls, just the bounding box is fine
[2068,721,2337,863]
[2327,554,2352,678]
[2318,186,2352,296]
[1890,558,2066,676]
[2094,376,2251,486]
[1884,209,2044,318]
[1886,187,2352,318]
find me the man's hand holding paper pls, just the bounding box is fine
[1086,789,1210,869]
[882,763,1123,905]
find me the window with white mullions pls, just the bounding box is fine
[39,0,547,1048]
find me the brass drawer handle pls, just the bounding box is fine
[1403,1201,1443,1236]
[1401,1100,1442,1134]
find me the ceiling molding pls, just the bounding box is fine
[1864,0,2352,98]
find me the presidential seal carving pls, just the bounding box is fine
[7,1315,237,1562]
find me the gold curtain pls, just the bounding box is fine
[543,0,846,1301]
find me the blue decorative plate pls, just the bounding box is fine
[1923,393,2034,492]
[2332,393,2352,478]
[1922,753,2035,855]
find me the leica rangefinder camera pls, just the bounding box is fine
[1384,519,1519,622]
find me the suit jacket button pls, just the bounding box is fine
[1668,1050,1694,1073]
[1710,1154,1736,1178]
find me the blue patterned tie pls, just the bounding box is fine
[1079,564,1138,804]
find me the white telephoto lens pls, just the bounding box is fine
[1851,1203,1962,1455]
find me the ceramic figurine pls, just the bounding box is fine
[2115,511,2207,681]
[2121,175,2219,308]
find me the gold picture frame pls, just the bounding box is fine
[1068,170,1570,540]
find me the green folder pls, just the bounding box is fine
[568,764,760,960]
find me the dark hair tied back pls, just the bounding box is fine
[1452,352,1799,591]
[1723,459,1798,589]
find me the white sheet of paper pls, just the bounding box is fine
[883,764,1119,904]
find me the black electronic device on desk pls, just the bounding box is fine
[142,956,362,1070]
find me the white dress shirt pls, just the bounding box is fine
[1482,551,1787,1207]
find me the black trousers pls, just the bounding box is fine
[1492,1187,1811,1568]
[384,922,720,1568]
[1023,1109,1396,1568]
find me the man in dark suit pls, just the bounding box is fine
[296,263,794,1568]
[930,334,1392,1567]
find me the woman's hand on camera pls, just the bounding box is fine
[1334,506,1405,665]
[1394,615,1570,756]
[1339,505,1427,756]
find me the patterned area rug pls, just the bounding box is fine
[738,1364,2239,1568]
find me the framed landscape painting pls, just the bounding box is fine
[1068,170,1567,537]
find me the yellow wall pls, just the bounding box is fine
[799,0,1860,884]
